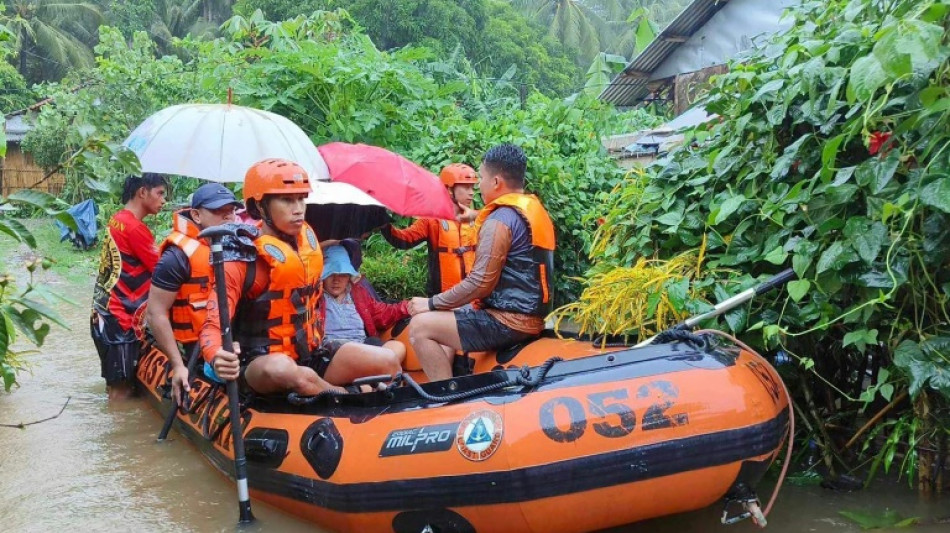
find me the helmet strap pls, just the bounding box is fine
[259,198,298,247]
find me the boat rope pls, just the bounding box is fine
[286,356,564,406]
[650,327,710,350]
[696,329,795,520]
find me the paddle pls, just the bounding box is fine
[199,225,255,524]
[636,268,796,347]
[157,342,201,441]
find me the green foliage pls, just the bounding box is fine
[234,0,582,95]
[0,61,35,113]
[583,52,626,95]
[1,0,103,83]
[839,508,919,530]
[579,0,950,491]
[103,0,157,36]
[0,193,71,392]
[894,337,950,399]
[589,0,950,387]
[509,0,688,65]
[359,234,427,300]
[23,12,656,304]
[23,26,205,205]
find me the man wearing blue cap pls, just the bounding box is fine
[146,183,243,406]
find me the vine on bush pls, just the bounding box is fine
[572,0,950,488]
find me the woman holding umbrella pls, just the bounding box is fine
[200,159,397,395]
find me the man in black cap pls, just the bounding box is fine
[146,183,243,405]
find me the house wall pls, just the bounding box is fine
[651,0,799,81]
[673,64,728,115]
[0,143,65,196]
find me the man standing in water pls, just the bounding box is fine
[407,144,556,381]
[92,173,168,400]
[146,183,242,406]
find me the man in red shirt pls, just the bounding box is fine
[91,173,167,400]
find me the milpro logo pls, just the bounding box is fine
[379,422,459,457]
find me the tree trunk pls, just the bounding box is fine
[916,391,934,494]
[18,30,28,78]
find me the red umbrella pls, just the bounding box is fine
[316,142,456,220]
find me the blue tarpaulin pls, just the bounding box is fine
[56,199,99,250]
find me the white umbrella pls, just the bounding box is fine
[123,104,330,183]
[305,180,389,241]
[306,181,383,207]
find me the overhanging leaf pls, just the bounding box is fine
[5,190,62,214]
[712,195,746,225]
[787,279,811,302]
[848,55,887,102]
[854,222,887,264]
[816,241,845,273]
[5,308,51,347]
[920,176,950,213]
[0,218,37,247]
[894,339,950,400]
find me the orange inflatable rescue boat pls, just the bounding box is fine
[137,324,791,532]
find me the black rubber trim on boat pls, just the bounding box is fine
[392,508,476,533]
[244,428,289,470]
[301,418,344,479]
[243,409,789,513]
[256,341,733,417]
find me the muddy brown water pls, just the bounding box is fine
[1,277,946,532]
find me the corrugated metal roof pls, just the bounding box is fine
[599,0,730,107]
[4,113,35,142]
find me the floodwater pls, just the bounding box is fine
[0,276,946,533]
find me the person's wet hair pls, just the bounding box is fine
[482,144,527,189]
[121,172,168,203]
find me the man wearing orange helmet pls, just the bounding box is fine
[381,163,479,296]
[199,159,400,395]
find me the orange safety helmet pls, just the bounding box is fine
[243,159,312,202]
[439,163,479,188]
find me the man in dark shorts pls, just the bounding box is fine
[91,173,167,400]
[146,183,242,406]
[407,144,556,381]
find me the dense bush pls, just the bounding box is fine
[359,234,427,300]
[0,62,35,113]
[233,0,582,95]
[23,12,656,307]
[575,0,950,487]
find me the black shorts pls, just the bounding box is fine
[454,308,535,353]
[90,312,142,386]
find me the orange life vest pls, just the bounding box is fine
[233,224,324,361]
[435,218,478,292]
[158,210,211,344]
[475,193,556,316]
